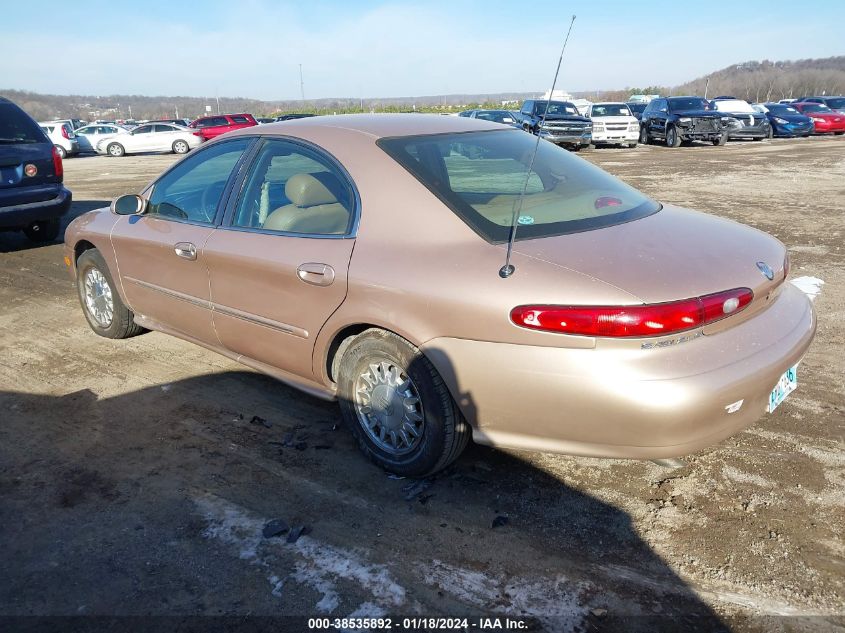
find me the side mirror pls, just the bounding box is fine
[111,194,146,216]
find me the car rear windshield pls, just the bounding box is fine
[0,103,47,143]
[668,98,709,112]
[378,129,660,244]
[825,98,845,109]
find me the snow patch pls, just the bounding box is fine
[420,559,590,631]
[789,276,824,302]
[195,494,407,614]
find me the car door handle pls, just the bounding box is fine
[174,242,197,260]
[297,262,335,286]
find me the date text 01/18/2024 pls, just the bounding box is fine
[307,617,530,630]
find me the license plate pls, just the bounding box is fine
[767,364,798,413]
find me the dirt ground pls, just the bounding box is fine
[1,136,843,632]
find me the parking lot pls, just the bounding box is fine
[1,137,843,629]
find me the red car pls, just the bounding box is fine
[189,113,258,141]
[792,103,845,135]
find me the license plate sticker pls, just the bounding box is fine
[767,364,798,413]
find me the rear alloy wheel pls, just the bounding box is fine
[337,329,470,477]
[639,125,649,144]
[172,140,190,154]
[665,125,681,148]
[713,132,728,146]
[107,142,125,157]
[54,145,66,159]
[76,249,145,339]
[23,218,60,243]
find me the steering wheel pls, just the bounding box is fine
[200,181,226,221]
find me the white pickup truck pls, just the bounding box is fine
[584,102,640,147]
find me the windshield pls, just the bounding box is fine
[767,105,799,115]
[591,104,632,117]
[802,104,831,113]
[825,98,845,109]
[668,98,709,112]
[627,103,647,114]
[713,100,754,113]
[0,103,48,143]
[378,129,660,243]
[535,101,579,116]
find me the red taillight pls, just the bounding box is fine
[511,288,753,338]
[52,146,63,179]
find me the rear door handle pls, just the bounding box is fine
[174,242,197,260]
[297,262,335,286]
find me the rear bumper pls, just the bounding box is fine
[421,283,815,459]
[0,187,72,228]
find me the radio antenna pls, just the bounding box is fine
[500,15,577,279]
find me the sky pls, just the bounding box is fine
[2,0,843,100]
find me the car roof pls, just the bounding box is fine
[226,113,504,140]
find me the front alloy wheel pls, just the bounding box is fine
[666,125,681,148]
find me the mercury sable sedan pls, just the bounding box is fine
[64,115,816,476]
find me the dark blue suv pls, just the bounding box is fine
[1,97,72,242]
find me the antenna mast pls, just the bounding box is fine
[500,15,577,279]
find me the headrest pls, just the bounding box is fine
[285,172,342,208]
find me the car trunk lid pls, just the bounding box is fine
[511,205,786,327]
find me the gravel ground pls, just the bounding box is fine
[1,136,843,632]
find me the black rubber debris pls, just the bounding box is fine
[286,525,311,544]
[491,515,509,529]
[402,479,432,501]
[250,415,272,429]
[262,519,289,538]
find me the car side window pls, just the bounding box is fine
[231,139,355,236]
[133,125,152,134]
[521,101,532,115]
[146,138,251,224]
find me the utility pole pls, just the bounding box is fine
[299,64,305,101]
[704,77,710,100]
[216,93,220,114]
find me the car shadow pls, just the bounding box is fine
[0,358,730,629]
[0,199,109,254]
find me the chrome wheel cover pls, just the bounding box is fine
[84,268,114,327]
[354,359,424,455]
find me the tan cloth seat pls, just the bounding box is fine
[263,173,350,234]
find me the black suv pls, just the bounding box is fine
[518,99,592,150]
[639,96,730,147]
[0,97,72,242]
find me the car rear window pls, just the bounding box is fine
[825,98,845,109]
[378,129,660,243]
[0,103,47,143]
[230,115,250,123]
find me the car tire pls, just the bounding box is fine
[665,125,681,148]
[835,131,844,136]
[639,126,649,144]
[172,140,190,154]
[107,142,125,157]
[628,142,638,148]
[713,133,728,146]
[22,218,60,243]
[76,249,145,339]
[336,328,470,477]
[54,145,67,159]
